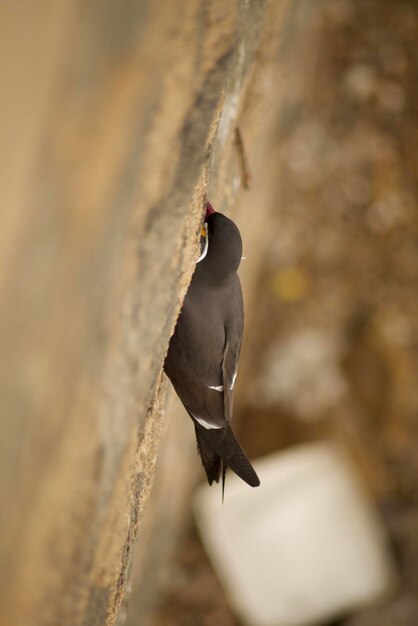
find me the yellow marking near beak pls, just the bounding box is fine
[201,225,207,238]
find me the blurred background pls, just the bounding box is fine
[133,1,418,625]
[0,1,417,626]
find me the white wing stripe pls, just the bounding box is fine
[230,371,237,390]
[208,384,224,392]
[191,412,223,430]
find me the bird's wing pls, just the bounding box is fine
[221,338,240,423]
[188,337,240,429]
[164,323,226,430]
[164,278,243,430]
[221,274,244,422]
[186,310,243,430]
[166,339,236,431]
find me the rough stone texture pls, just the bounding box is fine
[0,1,289,626]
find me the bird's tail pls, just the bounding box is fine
[195,424,260,488]
[195,430,222,485]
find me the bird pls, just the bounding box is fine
[164,200,260,494]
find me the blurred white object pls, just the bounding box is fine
[193,443,397,626]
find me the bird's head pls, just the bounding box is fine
[197,201,243,282]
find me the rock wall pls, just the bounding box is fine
[0,1,289,625]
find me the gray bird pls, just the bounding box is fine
[164,201,260,493]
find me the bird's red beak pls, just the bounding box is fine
[205,201,216,219]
